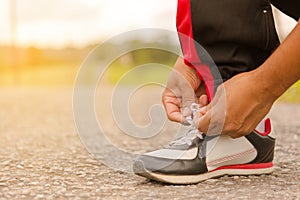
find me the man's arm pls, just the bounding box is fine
[195,20,300,138]
[258,20,300,99]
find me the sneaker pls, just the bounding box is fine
[133,118,275,184]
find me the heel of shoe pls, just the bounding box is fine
[246,131,275,164]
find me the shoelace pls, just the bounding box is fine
[169,103,205,146]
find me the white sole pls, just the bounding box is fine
[133,161,273,185]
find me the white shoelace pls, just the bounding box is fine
[169,103,204,146]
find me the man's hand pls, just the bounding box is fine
[162,57,207,124]
[194,70,277,138]
[195,20,300,138]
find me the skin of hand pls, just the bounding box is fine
[194,70,276,138]
[162,57,208,125]
[195,20,300,138]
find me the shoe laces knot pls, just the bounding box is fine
[169,103,204,146]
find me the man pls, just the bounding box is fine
[133,0,300,184]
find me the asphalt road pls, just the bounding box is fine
[0,87,299,199]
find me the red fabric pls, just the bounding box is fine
[212,162,273,171]
[254,118,272,136]
[176,0,215,101]
[176,0,200,68]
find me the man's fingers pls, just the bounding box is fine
[194,102,212,133]
[198,94,208,107]
[181,87,197,117]
[162,89,188,124]
[164,102,188,124]
[168,111,187,124]
[195,99,228,135]
[194,109,211,133]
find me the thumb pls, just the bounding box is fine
[181,87,196,117]
[198,94,208,107]
[194,109,211,133]
[194,103,212,133]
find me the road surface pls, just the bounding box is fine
[0,87,299,199]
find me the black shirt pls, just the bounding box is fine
[177,0,299,83]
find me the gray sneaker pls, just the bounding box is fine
[133,118,275,184]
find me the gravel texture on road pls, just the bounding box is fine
[0,88,299,199]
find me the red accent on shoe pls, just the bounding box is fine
[212,162,273,171]
[255,118,272,136]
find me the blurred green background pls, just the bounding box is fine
[0,0,299,103]
[1,42,299,103]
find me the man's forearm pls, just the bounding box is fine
[256,20,300,100]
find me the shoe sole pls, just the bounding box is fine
[133,161,273,185]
